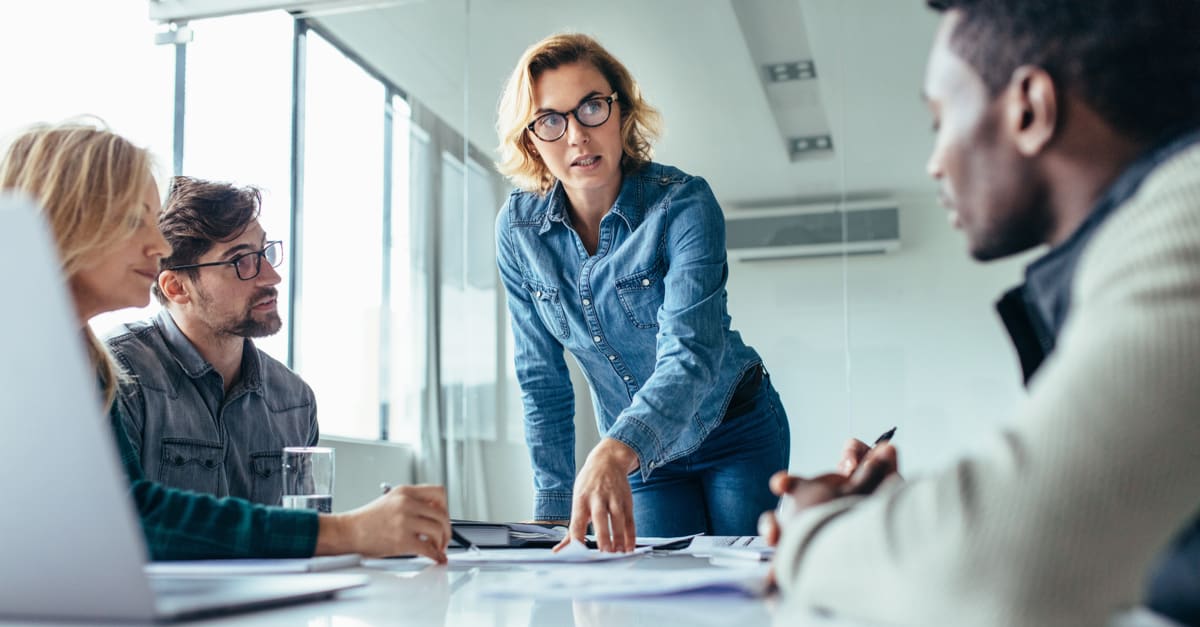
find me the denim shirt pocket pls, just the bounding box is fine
[159,438,223,495]
[250,450,283,505]
[615,264,666,329]
[522,279,570,339]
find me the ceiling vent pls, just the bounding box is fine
[763,60,816,83]
[731,0,832,163]
[725,199,900,261]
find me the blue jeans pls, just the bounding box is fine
[628,368,790,536]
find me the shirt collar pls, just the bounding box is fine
[1019,126,1200,335]
[537,171,644,235]
[154,309,263,392]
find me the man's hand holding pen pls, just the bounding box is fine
[759,427,901,548]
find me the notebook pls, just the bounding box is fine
[450,520,568,548]
[0,194,368,622]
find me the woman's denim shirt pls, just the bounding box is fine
[496,162,763,520]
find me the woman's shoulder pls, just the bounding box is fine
[632,161,701,186]
[500,186,555,224]
[630,162,718,213]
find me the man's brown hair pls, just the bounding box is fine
[153,176,262,304]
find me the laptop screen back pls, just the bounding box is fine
[0,195,158,621]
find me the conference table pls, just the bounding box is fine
[2,552,1182,626]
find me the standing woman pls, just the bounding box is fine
[495,33,790,551]
[0,120,452,561]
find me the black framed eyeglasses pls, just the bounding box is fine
[526,91,619,142]
[165,240,283,281]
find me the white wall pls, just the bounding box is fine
[727,193,1036,478]
[477,192,1036,521]
[318,435,415,512]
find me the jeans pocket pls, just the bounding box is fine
[522,279,570,339]
[615,264,665,329]
[159,438,223,495]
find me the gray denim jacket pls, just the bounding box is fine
[106,310,318,505]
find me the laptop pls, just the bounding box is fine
[0,194,368,622]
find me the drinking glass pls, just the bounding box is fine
[281,446,334,512]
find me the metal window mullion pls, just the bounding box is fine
[172,32,188,177]
[379,88,395,440]
[287,18,308,370]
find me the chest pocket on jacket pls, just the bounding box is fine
[250,450,283,506]
[615,265,665,329]
[159,438,223,496]
[523,279,570,339]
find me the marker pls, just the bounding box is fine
[380,482,481,554]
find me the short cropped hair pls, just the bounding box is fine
[153,176,262,304]
[495,33,663,194]
[928,0,1200,142]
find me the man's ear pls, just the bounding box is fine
[158,270,192,306]
[1004,65,1057,157]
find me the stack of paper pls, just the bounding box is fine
[478,564,771,599]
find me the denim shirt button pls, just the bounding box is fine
[608,355,616,361]
[535,290,542,298]
[173,455,184,466]
[623,375,631,382]
[205,460,215,469]
[582,298,591,306]
[641,278,650,287]
[593,335,602,343]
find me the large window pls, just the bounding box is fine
[181,11,296,362]
[0,2,175,337]
[4,5,506,448]
[294,30,388,440]
[439,154,501,440]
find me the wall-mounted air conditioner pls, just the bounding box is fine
[724,199,900,261]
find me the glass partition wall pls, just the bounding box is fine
[3,0,1033,522]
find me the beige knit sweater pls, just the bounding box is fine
[775,143,1200,627]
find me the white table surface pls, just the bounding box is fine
[0,552,1180,627]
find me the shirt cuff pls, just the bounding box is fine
[533,491,573,521]
[605,416,662,481]
[257,507,321,558]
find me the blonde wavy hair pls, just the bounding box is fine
[495,33,663,194]
[0,120,157,408]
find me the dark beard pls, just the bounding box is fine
[228,311,282,338]
[222,288,282,338]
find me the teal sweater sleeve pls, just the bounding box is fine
[108,401,319,560]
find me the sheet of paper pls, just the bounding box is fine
[478,563,771,599]
[145,553,362,576]
[448,541,652,564]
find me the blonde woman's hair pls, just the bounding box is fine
[0,119,156,408]
[496,33,663,194]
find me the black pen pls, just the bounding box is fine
[873,426,897,446]
[380,482,480,554]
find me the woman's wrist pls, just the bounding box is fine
[314,512,350,556]
[595,437,640,473]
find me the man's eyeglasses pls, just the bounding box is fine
[526,91,619,142]
[165,241,283,281]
